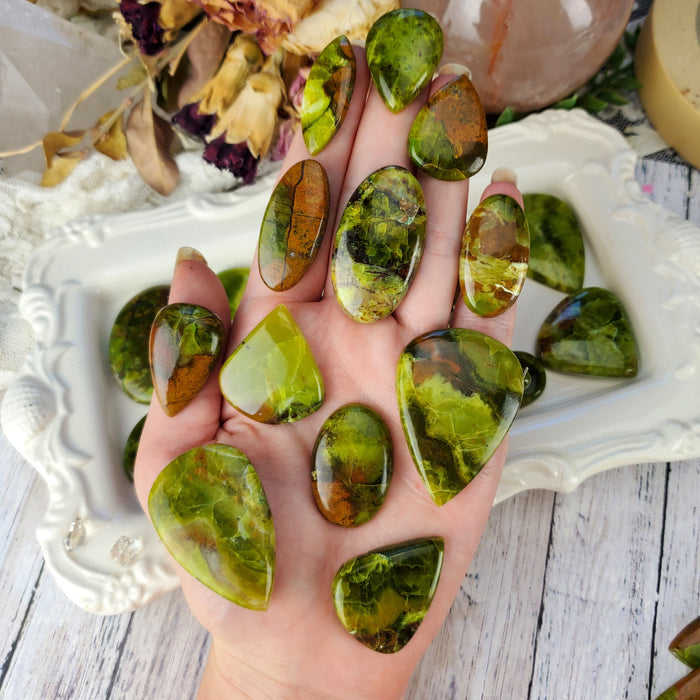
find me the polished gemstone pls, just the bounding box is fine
[109,285,170,403]
[331,537,444,653]
[536,287,639,377]
[301,35,356,155]
[218,267,249,318]
[122,414,146,482]
[150,303,225,417]
[514,351,546,408]
[258,159,330,291]
[670,617,700,668]
[331,166,426,323]
[408,74,488,181]
[523,193,585,293]
[366,9,443,113]
[149,443,275,610]
[312,403,393,527]
[460,194,530,317]
[397,329,523,505]
[219,304,324,423]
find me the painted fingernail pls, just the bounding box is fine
[149,303,225,416]
[491,167,518,186]
[437,63,472,80]
[175,246,207,269]
[332,538,444,653]
[301,35,356,156]
[258,159,330,291]
[366,8,443,113]
[460,194,530,317]
[408,73,488,181]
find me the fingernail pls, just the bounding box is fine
[491,167,518,186]
[175,246,207,269]
[437,63,472,80]
[669,616,700,668]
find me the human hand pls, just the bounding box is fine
[134,45,524,700]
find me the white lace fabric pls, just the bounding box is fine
[0,150,236,396]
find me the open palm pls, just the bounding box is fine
[134,50,522,699]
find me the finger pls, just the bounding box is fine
[393,75,470,333]
[243,46,370,307]
[450,170,525,347]
[322,72,428,301]
[133,247,231,512]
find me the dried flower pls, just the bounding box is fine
[120,0,202,56]
[210,54,286,158]
[203,136,258,182]
[192,0,316,54]
[283,0,399,54]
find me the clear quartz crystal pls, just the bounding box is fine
[111,536,143,567]
[64,517,86,552]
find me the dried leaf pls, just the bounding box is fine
[93,111,128,161]
[42,130,85,167]
[117,63,148,91]
[125,93,178,196]
[41,151,85,187]
[177,21,233,107]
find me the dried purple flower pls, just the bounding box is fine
[203,135,258,183]
[120,0,165,56]
[172,102,217,139]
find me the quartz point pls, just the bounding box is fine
[111,536,143,567]
[149,303,225,417]
[408,74,488,181]
[331,166,426,323]
[523,193,585,294]
[312,403,393,527]
[149,443,275,610]
[64,517,86,552]
[218,267,249,319]
[460,194,530,317]
[301,35,356,155]
[109,285,170,403]
[366,9,444,113]
[536,287,639,378]
[514,351,546,408]
[332,537,444,653]
[258,159,330,291]
[219,304,324,423]
[397,328,524,505]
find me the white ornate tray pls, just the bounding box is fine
[3,110,699,614]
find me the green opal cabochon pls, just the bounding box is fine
[366,9,444,113]
[536,287,639,377]
[149,444,275,610]
[408,74,488,181]
[460,194,530,317]
[219,304,324,423]
[332,537,444,653]
[331,165,426,323]
[301,35,356,155]
[523,193,585,294]
[109,284,170,403]
[397,329,524,505]
[312,403,393,527]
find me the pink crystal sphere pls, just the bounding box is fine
[412,0,634,114]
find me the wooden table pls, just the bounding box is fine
[1,158,698,700]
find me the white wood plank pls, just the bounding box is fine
[529,463,666,699]
[408,489,554,699]
[650,458,700,698]
[108,591,208,700]
[635,159,691,221]
[688,169,700,227]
